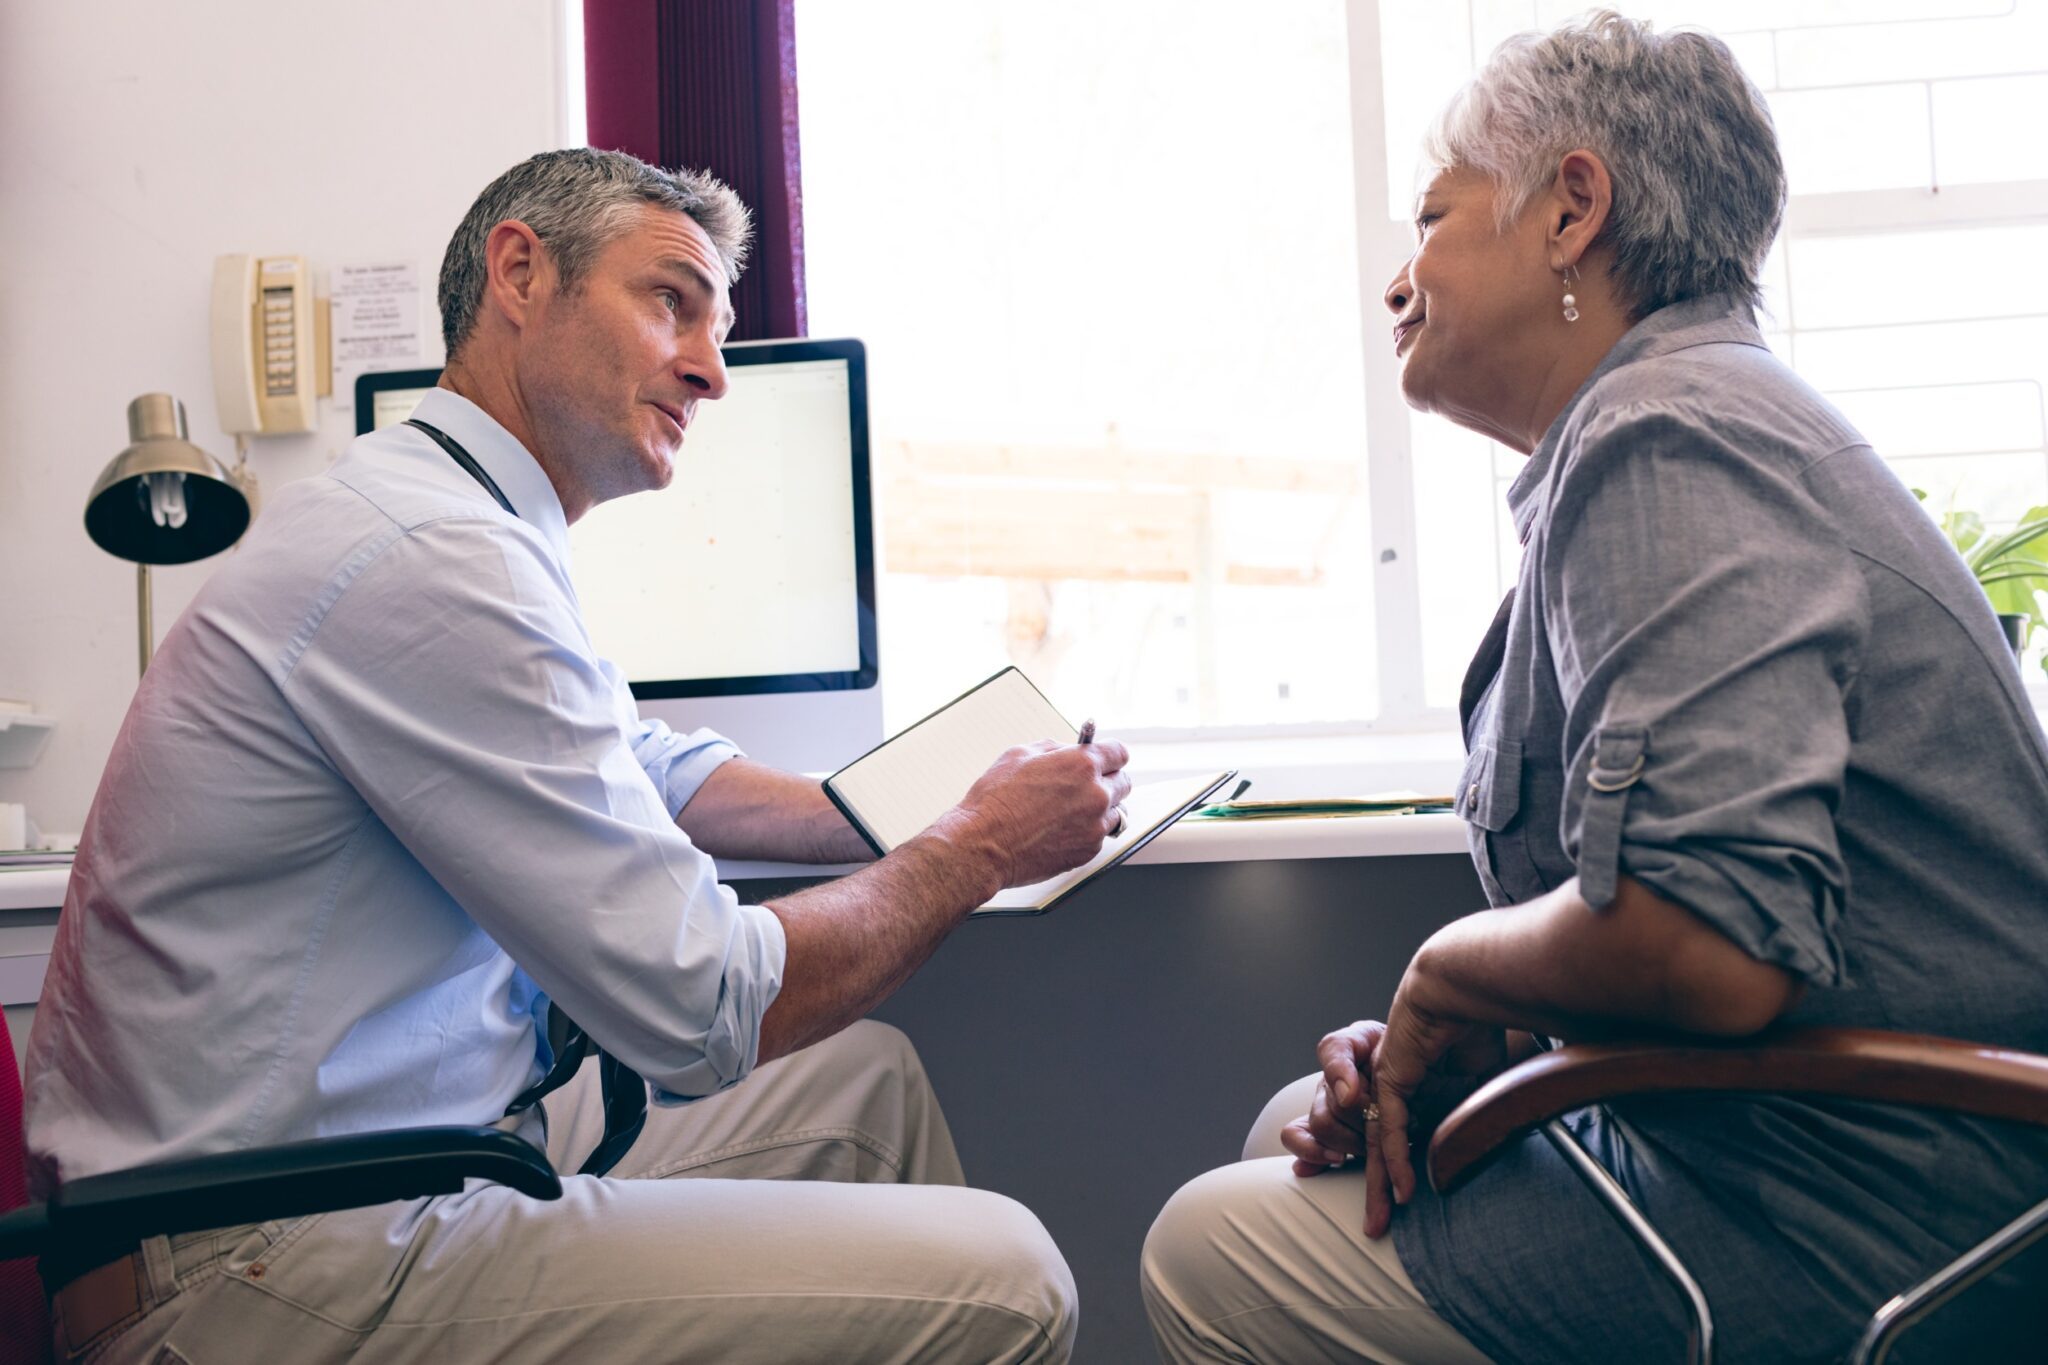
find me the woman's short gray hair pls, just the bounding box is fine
[438,147,752,359]
[1423,10,1784,316]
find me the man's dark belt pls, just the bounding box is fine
[506,999,649,1178]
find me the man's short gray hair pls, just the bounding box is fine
[1422,10,1784,316]
[438,147,753,359]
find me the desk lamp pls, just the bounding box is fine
[84,393,250,674]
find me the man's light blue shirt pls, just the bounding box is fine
[26,389,786,1193]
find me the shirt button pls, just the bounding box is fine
[1466,781,1480,806]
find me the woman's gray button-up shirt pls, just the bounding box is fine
[1398,293,2048,1364]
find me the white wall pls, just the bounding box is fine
[0,0,572,832]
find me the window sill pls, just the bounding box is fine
[715,811,1469,883]
[714,726,1473,881]
[1120,724,1468,800]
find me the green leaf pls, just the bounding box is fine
[1977,557,2048,580]
[1969,513,2048,572]
[1985,576,2048,619]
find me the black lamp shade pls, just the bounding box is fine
[84,394,250,565]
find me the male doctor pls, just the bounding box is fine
[27,147,1126,1363]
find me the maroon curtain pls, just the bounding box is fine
[584,0,807,341]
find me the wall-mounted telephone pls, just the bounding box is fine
[210,254,327,435]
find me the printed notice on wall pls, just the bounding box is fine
[330,261,423,412]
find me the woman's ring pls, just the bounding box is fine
[1363,1102,1381,1122]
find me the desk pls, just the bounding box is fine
[3,815,1481,1363]
[0,867,66,1014]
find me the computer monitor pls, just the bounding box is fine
[353,339,883,773]
[356,372,442,435]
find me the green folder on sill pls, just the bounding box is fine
[1193,793,1456,821]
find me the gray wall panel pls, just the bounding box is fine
[736,848,1487,1363]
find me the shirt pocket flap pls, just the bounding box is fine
[1454,738,1523,833]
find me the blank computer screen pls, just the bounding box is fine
[369,387,435,431]
[567,355,865,688]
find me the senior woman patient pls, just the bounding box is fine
[1142,13,2048,1364]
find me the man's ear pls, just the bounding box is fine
[480,219,551,334]
[1547,149,1613,270]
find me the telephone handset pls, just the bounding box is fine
[209,254,319,435]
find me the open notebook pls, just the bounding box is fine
[824,668,1234,915]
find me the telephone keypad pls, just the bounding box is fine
[261,285,297,397]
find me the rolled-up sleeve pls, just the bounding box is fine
[1541,405,1868,985]
[282,516,783,1099]
[625,711,742,821]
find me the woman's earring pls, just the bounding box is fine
[1561,266,1580,323]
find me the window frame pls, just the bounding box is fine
[1343,0,1445,736]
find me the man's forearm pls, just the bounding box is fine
[675,757,875,863]
[1407,876,1804,1042]
[755,813,1006,1064]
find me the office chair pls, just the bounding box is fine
[1427,1028,2048,1365]
[0,1009,561,1364]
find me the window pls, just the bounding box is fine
[1387,0,2048,701]
[798,1,2048,736]
[797,0,1378,733]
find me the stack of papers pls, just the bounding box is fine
[0,851,74,868]
[1195,793,1454,821]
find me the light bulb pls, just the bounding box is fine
[144,471,189,529]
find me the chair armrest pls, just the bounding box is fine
[1428,1028,2048,1195]
[11,1124,560,1277]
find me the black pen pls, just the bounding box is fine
[1075,719,1126,836]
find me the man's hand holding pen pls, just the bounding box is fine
[1076,719,1128,838]
[947,722,1132,888]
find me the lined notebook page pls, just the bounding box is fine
[829,669,1075,851]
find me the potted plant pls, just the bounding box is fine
[1917,492,2048,671]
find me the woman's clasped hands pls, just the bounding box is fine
[1279,987,1521,1239]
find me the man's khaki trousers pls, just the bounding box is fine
[57,1021,1076,1363]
